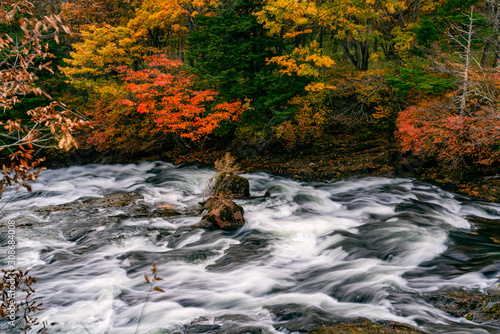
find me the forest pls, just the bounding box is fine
[4,1,500,333]
[1,0,500,199]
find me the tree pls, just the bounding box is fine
[188,0,312,128]
[120,54,245,145]
[60,24,146,104]
[60,0,134,31]
[0,0,84,198]
[396,5,500,170]
[479,0,500,67]
[127,0,219,52]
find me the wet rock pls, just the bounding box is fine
[35,192,183,220]
[35,206,73,213]
[178,324,221,333]
[309,319,425,334]
[178,314,266,334]
[213,172,250,198]
[36,192,143,212]
[167,226,203,248]
[207,233,270,271]
[264,186,275,197]
[198,197,245,231]
[151,205,181,218]
[265,304,334,333]
[423,289,500,323]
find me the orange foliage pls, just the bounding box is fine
[120,54,245,142]
[82,96,163,154]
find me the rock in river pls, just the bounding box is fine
[198,197,245,231]
[213,172,250,198]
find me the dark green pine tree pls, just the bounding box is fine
[187,0,312,128]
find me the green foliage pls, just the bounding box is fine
[414,0,482,51]
[387,67,457,99]
[187,0,312,127]
[415,15,440,48]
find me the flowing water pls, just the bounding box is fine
[1,161,500,333]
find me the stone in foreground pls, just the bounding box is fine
[199,197,245,231]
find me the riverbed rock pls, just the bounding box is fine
[309,319,425,334]
[423,289,500,323]
[213,172,250,198]
[35,192,182,218]
[198,197,245,231]
[36,192,143,212]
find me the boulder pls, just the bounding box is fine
[36,192,143,212]
[199,197,245,231]
[213,172,250,198]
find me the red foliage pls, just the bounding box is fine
[396,100,500,168]
[120,54,245,142]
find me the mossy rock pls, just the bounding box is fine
[36,192,143,212]
[213,172,250,198]
[310,320,425,334]
[199,197,245,231]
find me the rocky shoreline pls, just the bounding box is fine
[44,130,500,203]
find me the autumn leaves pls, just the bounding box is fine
[120,55,245,142]
[0,1,85,197]
[3,0,500,184]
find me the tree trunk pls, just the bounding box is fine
[460,7,474,116]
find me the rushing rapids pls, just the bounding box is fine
[1,161,500,333]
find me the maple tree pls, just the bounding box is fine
[60,0,134,32]
[396,96,500,169]
[0,0,84,198]
[127,0,219,51]
[120,54,245,145]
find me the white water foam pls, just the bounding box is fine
[1,162,499,333]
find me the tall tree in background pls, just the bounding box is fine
[188,0,313,132]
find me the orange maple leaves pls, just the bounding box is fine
[120,54,245,142]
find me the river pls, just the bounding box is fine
[1,161,500,333]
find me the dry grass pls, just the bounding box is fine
[204,153,240,199]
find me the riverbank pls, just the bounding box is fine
[170,132,500,203]
[43,130,500,203]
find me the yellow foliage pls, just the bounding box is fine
[372,105,392,119]
[283,29,312,39]
[420,0,445,13]
[128,0,221,44]
[268,42,334,78]
[316,0,406,42]
[255,0,318,35]
[61,24,145,95]
[305,82,335,92]
[276,94,330,148]
[391,25,416,58]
